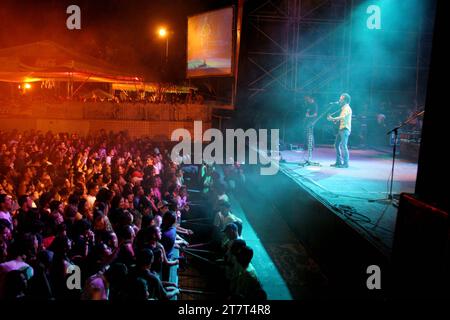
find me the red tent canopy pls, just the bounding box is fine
[0,40,143,84]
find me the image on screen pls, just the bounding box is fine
[187,7,233,78]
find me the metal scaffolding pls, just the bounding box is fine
[347,1,435,108]
[243,0,351,108]
[239,0,434,110]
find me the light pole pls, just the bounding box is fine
[158,27,169,65]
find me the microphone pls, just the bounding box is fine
[329,101,339,105]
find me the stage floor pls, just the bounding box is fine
[278,146,418,256]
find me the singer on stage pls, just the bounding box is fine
[327,93,352,168]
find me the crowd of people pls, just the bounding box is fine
[0,129,264,300]
[0,84,204,106]
[75,90,204,105]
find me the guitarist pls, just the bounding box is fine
[303,95,318,156]
[327,93,352,168]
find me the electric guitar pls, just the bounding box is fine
[311,104,339,127]
[325,107,342,137]
[326,110,341,124]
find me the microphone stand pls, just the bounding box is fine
[370,109,424,208]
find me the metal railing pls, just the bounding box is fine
[0,101,212,122]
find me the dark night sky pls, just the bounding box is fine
[0,0,233,81]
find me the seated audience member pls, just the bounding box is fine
[101,231,119,254]
[83,243,108,279]
[201,165,214,194]
[92,212,113,236]
[14,195,36,233]
[114,224,136,268]
[127,277,150,300]
[213,201,242,242]
[141,214,154,230]
[70,219,95,259]
[0,232,37,299]
[3,269,28,300]
[78,198,93,222]
[82,262,128,300]
[128,249,179,300]
[229,245,265,301]
[47,200,64,236]
[0,194,13,227]
[27,249,54,300]
[214,183,229,208]
[0,219,12,263]
[105,263,129,300]
[138,225,178,280]
[157,200,169,216]
[48,235,79,300]
[224,239,247,282]
[160,211,178,259]
[124,192,142,230]
[108,195,126,227]
[221,222,241,258]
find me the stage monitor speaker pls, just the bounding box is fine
[391,193,449,298]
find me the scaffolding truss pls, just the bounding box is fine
[240,0,434,109]
[243,0,351,107]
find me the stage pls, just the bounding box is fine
[234,145,419,298]
[279,146,418,256]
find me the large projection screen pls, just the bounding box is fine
[187,7,233,78]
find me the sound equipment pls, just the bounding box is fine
[390,193,449,298]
